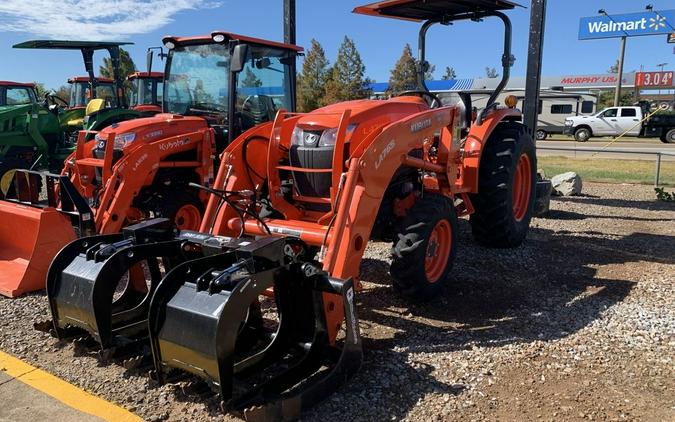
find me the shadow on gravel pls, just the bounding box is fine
[318,220,675,421]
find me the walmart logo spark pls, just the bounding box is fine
[649,14,666,31]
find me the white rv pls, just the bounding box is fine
[439,90,597,140]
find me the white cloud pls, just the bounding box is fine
[0,0,219,40]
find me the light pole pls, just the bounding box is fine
[656,62,667,98]
[599,9,627,107]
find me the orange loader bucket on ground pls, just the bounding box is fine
[0,201,76,297]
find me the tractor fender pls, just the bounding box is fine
[460,108,522,193]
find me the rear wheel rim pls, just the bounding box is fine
[174,204,201,230]
[424,220,452,283]
[536,130,546,140]
[512,153,532,222]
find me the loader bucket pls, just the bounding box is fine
[45,219,184,350]
[0,201,76,297]
[147,236,363,421]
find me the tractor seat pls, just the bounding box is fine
[66,99,107,128]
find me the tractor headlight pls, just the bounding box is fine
[113,133,136,150]
[291,127,322,147]
[291,125,357,148]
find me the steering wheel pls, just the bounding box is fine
[398,90,442,108]
[44,93,68,108]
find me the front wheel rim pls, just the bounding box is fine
[512,153,533,222]
[174,204,202,230]
[424,220,452,283]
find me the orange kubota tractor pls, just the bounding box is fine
[0,33,301,297]
[44,0,547,419]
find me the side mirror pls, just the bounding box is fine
[147,50,154,73]
[231,44,249,74]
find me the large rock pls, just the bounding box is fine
[551,171,582,196]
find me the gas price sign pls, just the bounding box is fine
[635,71,674,87]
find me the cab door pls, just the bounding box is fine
[616,108,640,136]
[592,108,617,135]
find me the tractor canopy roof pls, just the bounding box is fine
[353,0,521,22]
[127,72,164,80]
[68,76,114,84]
[164,31,302,52]
[13,40,133,50]
[0,81,35,88]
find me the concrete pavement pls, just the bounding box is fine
[0,351,140,422]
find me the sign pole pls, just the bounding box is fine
[614,36,626,106]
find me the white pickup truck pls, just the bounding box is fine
[564,104,675,143]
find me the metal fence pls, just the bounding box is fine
[536,145,675,187]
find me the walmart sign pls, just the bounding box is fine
[579,10,675,40]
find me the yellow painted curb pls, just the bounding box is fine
[0,350,141,422]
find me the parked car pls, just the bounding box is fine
[564,103,675,143]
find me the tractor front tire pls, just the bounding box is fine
[661,128,675,144]
[154,190,204,231]
[390,194,458,301]
[469,122,536,248]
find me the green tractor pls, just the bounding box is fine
[0,41,144,194]
[0,80,65,191]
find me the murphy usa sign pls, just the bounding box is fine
[579,10,675,40]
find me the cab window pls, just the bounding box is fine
[620,108,636,117]
[235,45,295,131]
[6,88,33,105]
[601,108,617,118]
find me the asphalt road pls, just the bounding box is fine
[537,136,675,161]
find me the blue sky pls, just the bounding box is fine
[0,0,673,90]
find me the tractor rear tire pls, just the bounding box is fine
[154,190,204,231]
[390,193,457,301]
[469,122,536,248]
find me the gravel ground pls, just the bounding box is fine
[0,182,674,421]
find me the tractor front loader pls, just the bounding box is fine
[0,30,301,298]
[43,0,548,418]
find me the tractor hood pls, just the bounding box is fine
[95,113,208,149]
[295,97,429,132]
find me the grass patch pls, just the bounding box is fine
[538,156,675,186]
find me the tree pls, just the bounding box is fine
[99,48,137,89]
[388,44,418,94]
[297,39,330,112]
[322,36,368,105]
[597,89,634,108]
[485,67,499,78]
[32,82,48,99]
[607,59,619,74]
[441,66,457,80]
[241,68,262,88]
[54,85,70,103]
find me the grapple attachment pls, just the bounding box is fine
[147,236,363,421]
[46,218,183,349]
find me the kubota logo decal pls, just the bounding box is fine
[375,140,396,170]
[159,139,190,151]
